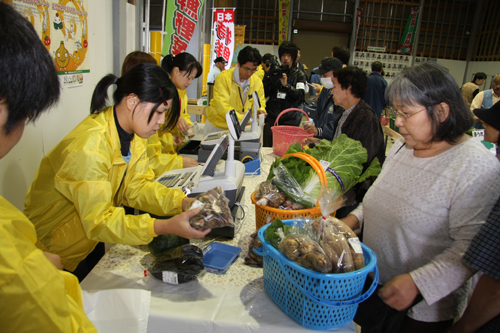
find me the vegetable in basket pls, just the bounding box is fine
[268,134,382,204]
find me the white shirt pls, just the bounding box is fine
[353,137,500,321]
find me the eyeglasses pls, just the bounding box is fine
[388,106,426,122]
[242,66,258,73]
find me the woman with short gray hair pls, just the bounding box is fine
[342,62,500,332]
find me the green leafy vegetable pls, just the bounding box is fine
[264,219,292,249]
[268,134,382,202]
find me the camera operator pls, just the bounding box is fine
[262,41,307,147]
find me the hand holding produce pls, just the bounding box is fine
[188,186,234,230]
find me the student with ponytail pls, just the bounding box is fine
[145,53,202,175]
[24,63,210,281]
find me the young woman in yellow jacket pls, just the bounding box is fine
[24,63,210,281]
[1,3,96,331]
[146,53,202,176]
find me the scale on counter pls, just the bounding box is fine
[155,132,245,208]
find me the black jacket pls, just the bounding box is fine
[263,65,307,126]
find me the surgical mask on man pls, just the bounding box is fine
[320,77,334,89]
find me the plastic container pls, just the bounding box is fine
[202,242,241,274]
[251,152,332,229]
[271,108,314,157]
[254,219,379,331]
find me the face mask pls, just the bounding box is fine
[320,77,334,89]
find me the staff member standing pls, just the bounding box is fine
[24,64,210,281]
[204,46,266,135]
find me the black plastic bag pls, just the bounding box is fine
[149,244,204,284]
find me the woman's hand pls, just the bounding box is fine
[257,109,267,118]
[182,197,196,211]
[176,118,190,133]
[44,251,63,270]
[302,136,321,147]
[378,274,421,311]
[172,135,183,146]
[303,124,318,136]
[182,156,198,168]
[154,208,211,239]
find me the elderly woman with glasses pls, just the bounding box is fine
[342,63,500,333]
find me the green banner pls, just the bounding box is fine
[397,7,420,55]
[162,0,205,56]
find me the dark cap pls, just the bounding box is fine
[474,102,500,130]
[214,56,228,64]
[312,57,343,75]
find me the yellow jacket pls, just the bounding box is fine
[24,106,185,271]
[254,65,265,81]
[147,88,192,176]
[0,196,97,332]
[205,67,266,130]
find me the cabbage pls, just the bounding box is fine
[268,134,382,203]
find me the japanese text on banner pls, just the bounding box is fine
[162,0,205,56]
[397,7,420,55]
[278,0,289,44]
[212,9,234,70]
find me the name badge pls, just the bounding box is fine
[277,92,286,99]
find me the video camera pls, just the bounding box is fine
[266,56,289,79]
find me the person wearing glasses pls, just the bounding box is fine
[341,63,500,332]
[262,41,308,147]
[24,64,210,282]
[204,46,266,136]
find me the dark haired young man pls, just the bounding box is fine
[262,41,307,147]
[0,3,96,331]
[204,46,267,135]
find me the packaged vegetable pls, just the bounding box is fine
[311,187,365,273]
[280,234,332,273]
[148,244,204,284]
[188,186,234,230]
[243,232,263,267]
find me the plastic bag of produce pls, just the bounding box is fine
[188,186,234,230]
[280,234,332,273]
[312,187,364,273]
[148,244,204,284]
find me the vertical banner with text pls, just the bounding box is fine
[278,0,289,44]
[7,0,89,87]
[162,0,205,56]
[355,7,363,46]
[232,25,246,67]
[397,7,420,55]
[211,9,234,70]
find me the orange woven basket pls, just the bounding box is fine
[271,108,314,157]
[251,152,335,229]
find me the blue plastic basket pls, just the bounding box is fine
[254,219,379,331]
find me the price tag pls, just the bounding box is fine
[162,271,179,284]
[296,82,305,90]
[190,200,205,210]
[348,237,363,254]
[277,92,286,99]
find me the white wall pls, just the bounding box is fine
[466,61,500,89]
[0,2,115,210]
